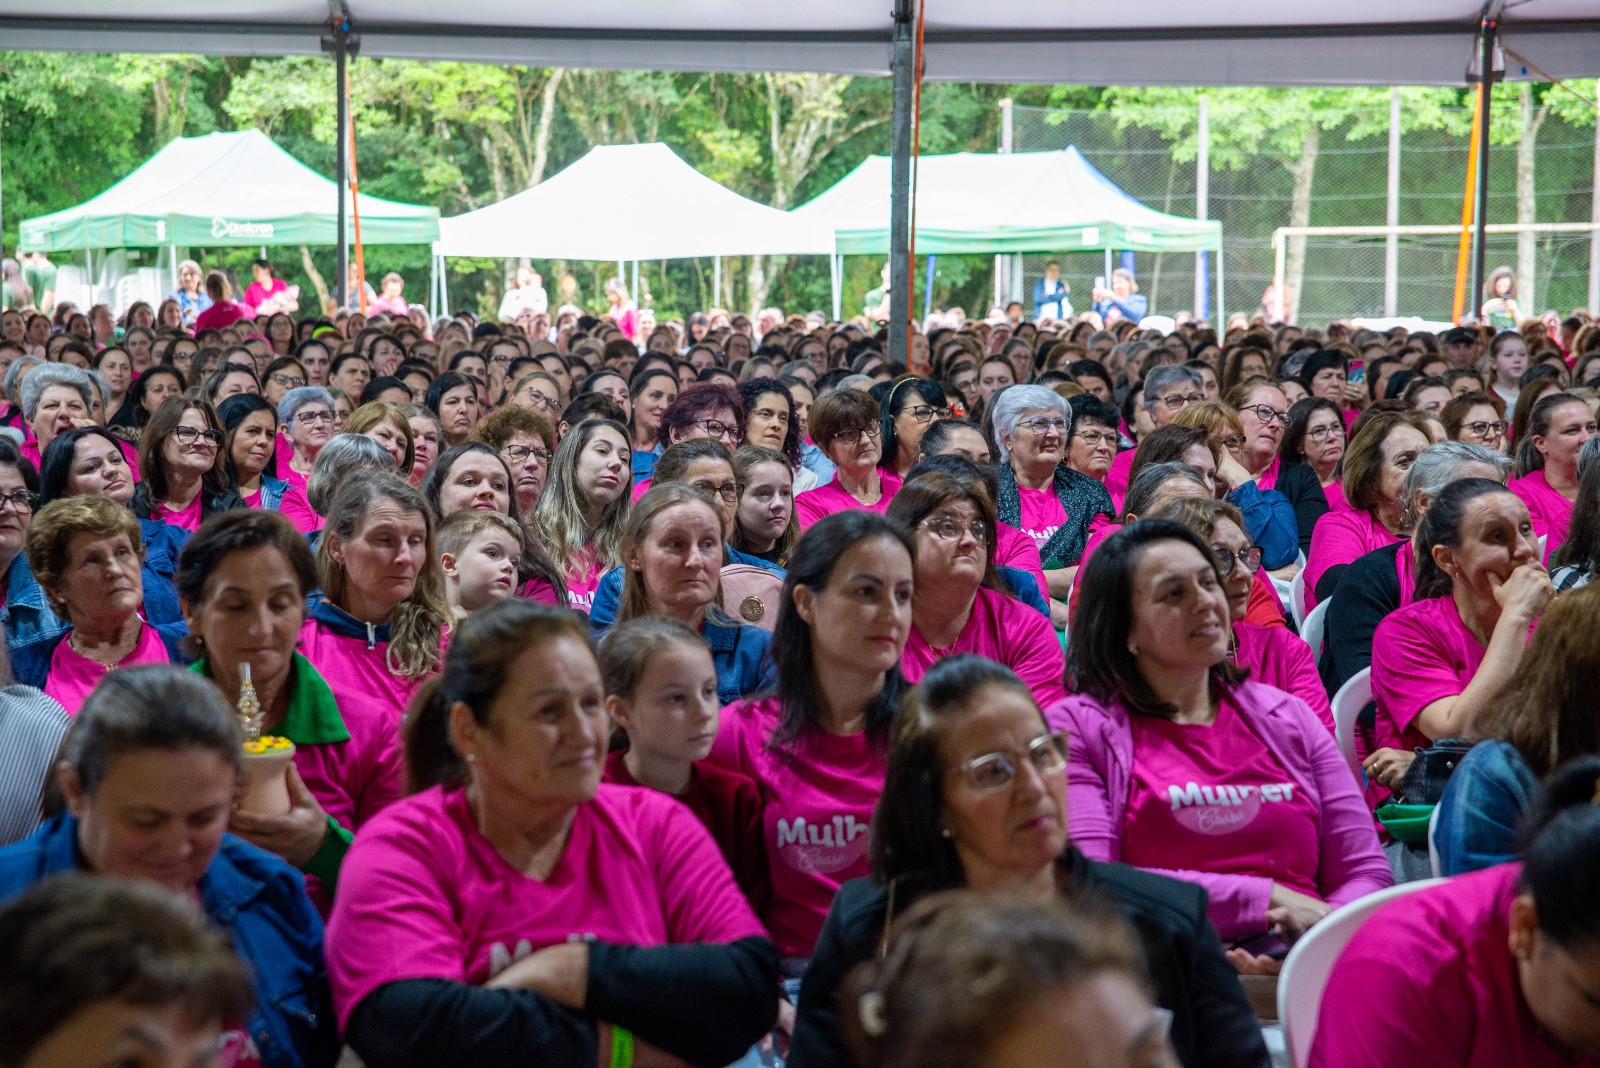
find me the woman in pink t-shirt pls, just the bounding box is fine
[1304,410,1432,607]
[1048,520,1389,961]
[1368,477,1553,810]
[328,600,776,1065]
[1311,760,1600,1068]
[886,466,1065,707]
[531,418,632,614]
[794,388,902,530]
[277,387,338,493]
[301,473,450,725]
[1509,392,1595,563]
[130,398,243,534]
[709,511,914,970]
[26,496,173,714]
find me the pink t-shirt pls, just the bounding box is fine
[562,546,605,614]
[44,623,171,714]
[277,483,320,535]
[993,520,1047,600]
[1104,448,1135,513]
[1231,621,1333,733]
[1253,455,1282,492]
[519,576,565,607]
[325,783,765,1031]
[1369,594,1486,809]
[1311,864,1600,1068]
[793,470,903,530]
[149,494,203,532]
[900,585,1065,706]
[1509,469,1571,564]
[1016,485,1068,555]
[297,617,437,726]
[1321,480,1348,513]
[1303,507,1405,609]
[1121,698,1323,901]
[708,697,884,958]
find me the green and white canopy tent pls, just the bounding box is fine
[17,129,439,253]
[791,147,1223,318]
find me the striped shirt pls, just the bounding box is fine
[0,684,69,847]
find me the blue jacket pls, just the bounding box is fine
[701,609,779,705]
[998,565,1051,619]
[631,444,662,484]
[12,623,190,690]
[1434,740,1539,877]
[1032,277,1071,320]
[1092,293,1149,323]
[0,814,339,1068]
[1,553,68,676]
[799,442,836,487]
[1226,482,1299,572]
[259,474,290,511]
[139,519,191,627]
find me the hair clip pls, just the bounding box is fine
[857,992,887,1037]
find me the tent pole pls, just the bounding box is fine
[1215,241,1224,327]
[713,256,722,310]
[830,254,842,322]
[332,19,350,310]
[428,248,438,320]
[923,255,936,319]
[1470,16,1498,320]
[632,260,640,308]
[1194,94,1209,319]
[887,0,916,368]
[168,245,178,293]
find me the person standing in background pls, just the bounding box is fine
[1032,260,1071,321]
[497,266,548,323]
[1092,267,1148,325]
[863,263,891,323]
[22,253,55,317]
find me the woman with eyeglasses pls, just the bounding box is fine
[1282,397,1349,513]
[886,468,1065,706]
[1225,377,1330,557]
[0,440,69,681]
[652,382,745,487]
[794,389,902,530]
[507,370,563,417]
[788,655,1267,1068]
[1303,410,1433,608]
[878,377,949,480]
[277,386,338,495]
[131,396,243,533]
[261,356,309,407]
[470,404,554,515]
[1442,391,1508,455]
[1052,520,1389,969]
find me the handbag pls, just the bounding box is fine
[1396,737,1475,806]
[718,564,784,632]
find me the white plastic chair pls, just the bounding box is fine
[1277,879,1445,1067]
[1330,667,1370,785]
[1300,598,1330,659]
[1428,804,1444,878]
[1288,569,1307,628]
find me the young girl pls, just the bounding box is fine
[599,617,767,905]
[437,510,523,621]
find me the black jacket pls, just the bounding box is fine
[787,848,1269,1068]
[1274,461,1331,557]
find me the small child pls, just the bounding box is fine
[599,617,768,906]
[437,510,524,622]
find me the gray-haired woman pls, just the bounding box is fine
[991,384,1114,621]
[277,385,338,490]
[20,363,93,466]
[280,432,397,537]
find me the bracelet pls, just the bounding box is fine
[609,1025,634,1068]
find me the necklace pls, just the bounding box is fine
[69,625,140,668]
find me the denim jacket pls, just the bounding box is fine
[139,519,191,627]
[1434,740,1539,877]
[587,545,786,637]
[1226,482,1299,571]
[0,814,339,1068]
[259,474,290,511]
[1,553,68,676]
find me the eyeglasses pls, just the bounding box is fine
[692,478,739,503]
[294,409,337,426]
[171,426,224,447]
[919,514,990,545]
[946,732,1067,794]
[1210,544,1263,577]
[502,444,552,466]
[1158,392,1204,409]
[899,404,950,425]
[832,424,882,447]
[1073,429,1119,447]
[1018,415,1069,434]
[1463,420,1507,439]
[1240,403,1290,427]
[520,391,557,411]
[488,354,511,365]
[270,373,306,389]
[1305,423,1346,442]
[693,419,744,444]
[0,489,36,512]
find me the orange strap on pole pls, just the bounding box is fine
[344,66,369,315]
[1452,82,1485,323]
[906,0,928,373]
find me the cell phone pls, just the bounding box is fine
[1094,275,1105,290]
[1350,366,1364,384]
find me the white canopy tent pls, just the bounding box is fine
[430,142,835,315]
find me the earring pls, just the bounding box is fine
[1128,643,1140,656]
[940,826,952,838]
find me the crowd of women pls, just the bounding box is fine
[1,278,1600,1068]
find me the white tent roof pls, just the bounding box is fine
[433,142,834,260]
[3,1,1596,86]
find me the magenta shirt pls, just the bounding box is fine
[562,546,605,614]
[1049,680,1391,940]
[1369,594,1487,810]
[1304,507,1405,609]
[148,494,203,532]
[1105,448,1135,512]
[708,697,885,958]
[1509,469,1571,564]
[793,470,902,531]
[901,585,1066,706]
[1253,455,1282,491]
[1121,697,1324,902]
[1321,480,1347,513]
[297,617,436,726]
[325,783,766,1031]
[1311,864,1599,1068]
[1232,621,1333,733]
[277,483,320,535]
[44,623,171,715]
[993,520,1047,600]
[1015,485,1068,554]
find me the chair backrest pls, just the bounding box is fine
[1331,667,1370,785]
[1288,568,1308,627]
[1428,803,1444,878]
[1278,879,1446,1067]
[1300,598,1330,659]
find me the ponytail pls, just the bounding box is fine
[1519,755,1600,951]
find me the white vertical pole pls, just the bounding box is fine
[1215,240,1225,326]
[168,245,178,293]
[631,260,639,306]
[1386,88,1402,318]
[1195,94,1210,318]
[996,97,1014,309]
[830,254,842,322]
[616,260,625,286]
[1589,80,1600,316]
[1273,231,1286,316]
[86,248,94,305]
[713,256,722,309]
